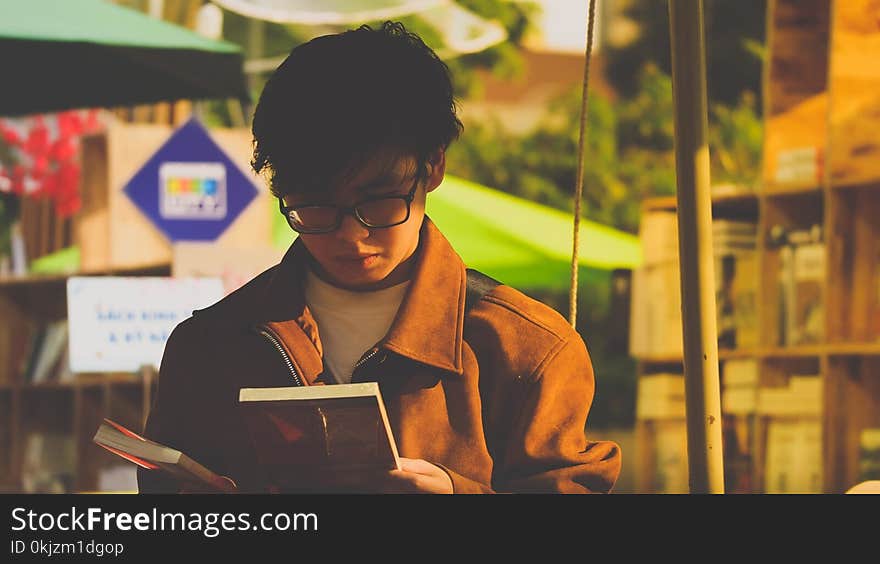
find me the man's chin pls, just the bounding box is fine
[324,268,390,291]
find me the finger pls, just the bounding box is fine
[381,471,422,493]
[398,458,440,476]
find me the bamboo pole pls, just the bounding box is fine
[667,0,725,494]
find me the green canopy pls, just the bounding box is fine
[273,174,642,293]
[0,0,248,116]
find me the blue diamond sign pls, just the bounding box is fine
[123,118,259,241]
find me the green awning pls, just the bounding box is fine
[273,174,642,293]
[0,0,249,116]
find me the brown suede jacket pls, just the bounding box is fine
[137,217,621,494]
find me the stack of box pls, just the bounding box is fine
[636,373,687,420]
[759,373,824,493]
[764,419,823,493]
[629,211,683,358]
[721,359,760,492]
[636,373,689,493]
[756,375,823,418]
[629,211,759,356]
[721,359,760,416]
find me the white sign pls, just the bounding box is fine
[158,162,227,220]
[66,276,224,373]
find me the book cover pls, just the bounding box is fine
[92,419,236,493]
[732,249,759,348]
[858,428,880,482]
[21,324,48,383]
[238,382,400,492]
[779,244,795,346]
[792,242,825,345]
[29,321,68,384]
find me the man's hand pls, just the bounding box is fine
[380,458,454,494]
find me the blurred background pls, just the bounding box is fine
[0,0,877,494]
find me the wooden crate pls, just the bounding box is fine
[75,118,273,271]
[763,0,880,192]
[828,0,880,187]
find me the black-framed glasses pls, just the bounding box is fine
[279,176,420,234]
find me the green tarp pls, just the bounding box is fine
[0,0,248,116]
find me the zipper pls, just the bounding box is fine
[351,347,386,382]
[257,327,303,387]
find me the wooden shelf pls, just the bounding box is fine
[640,191,760,212]
[0,373,149,391]
[826,343,880,357]
[635,344,880,362]
[0,262,172,289]
[830,179,880,192]
[634,354,684,365]
[718,348,760,359]
[711,190,760,203]
[633,0,880,494]
[761,185,824,197]
[640,196,677,212]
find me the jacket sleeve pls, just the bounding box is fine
[449,332,621,494]
[137,320,200,494]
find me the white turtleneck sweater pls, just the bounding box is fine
[303,269,410,384]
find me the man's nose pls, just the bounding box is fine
[335,211,370,242]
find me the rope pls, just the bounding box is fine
[568,0,598,327]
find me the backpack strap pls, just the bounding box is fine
[465,268,501,315]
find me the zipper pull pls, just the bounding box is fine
[351,347,388,383]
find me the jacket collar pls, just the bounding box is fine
[381,217,468,375]
[258,216,468,379]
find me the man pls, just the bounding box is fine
[138,21,620,494]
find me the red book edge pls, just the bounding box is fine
[98,418,237,493]
[104,418,147,442]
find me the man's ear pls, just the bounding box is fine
[424,148,446,194]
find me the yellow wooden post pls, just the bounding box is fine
[668,0,725,493]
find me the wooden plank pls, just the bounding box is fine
[828,0,880,187]
[827,190,852,340]
[766,0,831,116]
[153,102,172,127]
[849,190,879,340]
[75,133,111,271]
[105,120,174,270]
[763,0,832,191]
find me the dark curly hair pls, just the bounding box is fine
[251,21,464,199]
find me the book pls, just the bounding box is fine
[858,428,880,482]
[21,324,48,383]
[238,382,401,492]
[92,418,236,493]
[652,420,689,493]
[22,432,76,493]
[731,249,759,348]
[791,242,825,345]
[29,320,68,384]
[764,419,823,493]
